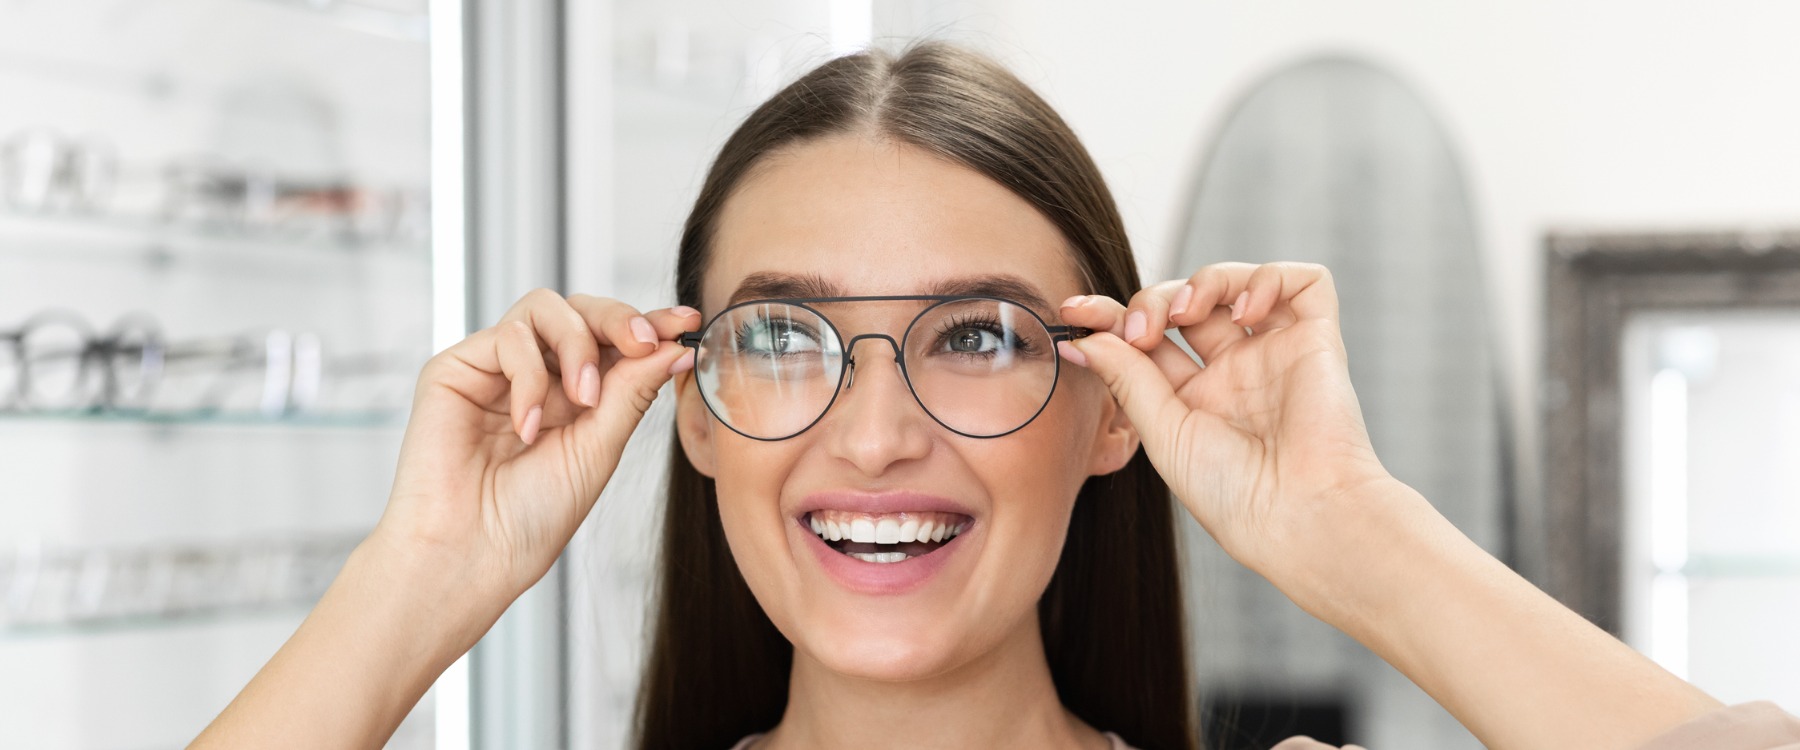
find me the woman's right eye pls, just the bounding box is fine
[739,320,822,355]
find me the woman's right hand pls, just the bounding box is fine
[374,289,699,602]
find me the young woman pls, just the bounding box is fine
[195,41,1799,750]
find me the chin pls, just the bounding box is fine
[798,608,972,682]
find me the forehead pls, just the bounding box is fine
[702,133,1085,316]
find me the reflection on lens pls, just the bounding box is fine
[906,298,1056,437]
[696,302,845,439]
[20,315,95,411]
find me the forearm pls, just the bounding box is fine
[191,530,505,749]
[1273,479,1721,750]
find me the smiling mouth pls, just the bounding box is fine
[805,509,971,563]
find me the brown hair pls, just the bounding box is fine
[635,39,1195,750]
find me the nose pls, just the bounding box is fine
[820,334,932,476]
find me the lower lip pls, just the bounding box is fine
[798,516,970,595]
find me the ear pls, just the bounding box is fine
[1085,390,1140,477]
[673,371,718,478]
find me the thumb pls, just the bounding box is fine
[1067,332,1184,452]
[565,341,689,496]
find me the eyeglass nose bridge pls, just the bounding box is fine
[838,332,905,390]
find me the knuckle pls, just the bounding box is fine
[557,309,593,341]
[418,352,453,383]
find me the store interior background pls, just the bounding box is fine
[2,0,1796,748]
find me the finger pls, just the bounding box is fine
[565,294,662,359]
[563,340,692,503]
[1062,331,1185,455]
[645,305,704,340]
[1121,280,1187,350]
[1144,333,1203,391]
[1269,737,1335,750]
[1063,295,1202,390]
[501,289,603,408]
[1236,261,1340,329]
[1171,262,1261,329]
[1058,294,1129,338]
[1183,304,1251,365]
[495,320,552,444]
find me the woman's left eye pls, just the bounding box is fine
[945,327,1005,353]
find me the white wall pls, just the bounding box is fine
[918,0,1800,557]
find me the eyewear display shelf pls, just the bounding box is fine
[0,2,436,749]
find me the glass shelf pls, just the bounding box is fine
[1,600,323,639]
[0,210,428,265]
[1,532,362,638]
[1672,555,1800,578]
[0,409,405,430]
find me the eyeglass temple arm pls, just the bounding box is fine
[679,332,703,347]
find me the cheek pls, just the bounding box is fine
[710,443,805,598]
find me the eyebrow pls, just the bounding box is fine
[725,271,1059,316]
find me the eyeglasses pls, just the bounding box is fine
[679,295,1093,441]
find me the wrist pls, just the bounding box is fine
[1252,475,1449,636]
[354,525,514,659]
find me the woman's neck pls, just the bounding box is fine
[755,615,1108,750]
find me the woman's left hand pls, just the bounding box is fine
[1056,261,1396,578]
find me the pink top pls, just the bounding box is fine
[731,731,1135,749]
[728,702,1800,749]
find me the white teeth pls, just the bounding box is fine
[807,512,968,545]
[848,551,909,564]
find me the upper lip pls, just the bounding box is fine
[796,489,977,519]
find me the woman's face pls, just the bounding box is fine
[675,132,1137,682]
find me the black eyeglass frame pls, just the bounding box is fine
[678,294,1094,442]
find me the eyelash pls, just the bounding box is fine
[933,313,1037,356]
[734,318,822,353]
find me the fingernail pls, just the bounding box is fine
[667,349,695,375]
[520,405,543,445]
[578,363,600,406]
[1170,284,1193,317]
[1230,290,1249,322]
[1060,295,1086,309]
[672,305,700,319]
[1124,310,1146,343]
[630,316,657,346]
[1057,340,1089,368]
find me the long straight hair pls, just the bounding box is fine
[634,39,1195,750]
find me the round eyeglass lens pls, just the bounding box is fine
[696,302,846,439]
[20,316,94,411]
[904,298,1057,437]
[0,335,20,409]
